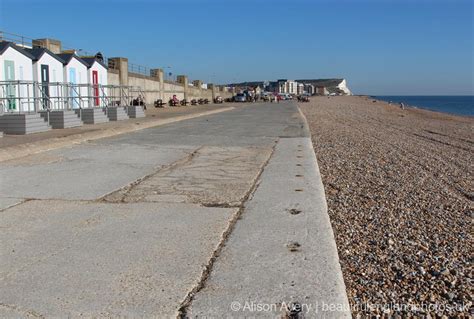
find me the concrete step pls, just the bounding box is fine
[127,105,146,118]
[40,110,83,129]
[0,113,51,135]
[77,108,109,124]
[107,106,130,121]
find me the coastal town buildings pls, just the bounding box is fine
[279,79,298,94]
[228,79,352,97]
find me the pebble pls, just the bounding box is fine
[300,96,473,318]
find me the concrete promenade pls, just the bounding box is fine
[0,102,350,318]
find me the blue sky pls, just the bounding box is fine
[1,0,472,95]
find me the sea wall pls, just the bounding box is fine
[107,57,232,105]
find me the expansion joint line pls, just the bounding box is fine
[176,140,278,318]
[97,146,204,203]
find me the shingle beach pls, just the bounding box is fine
[300,96,473,318]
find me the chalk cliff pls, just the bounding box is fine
[296,78,352,95]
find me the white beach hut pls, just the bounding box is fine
[0,41,51,134]
[24,47,65,110]
[0,41,35,112]
[81,57,108,107]
[57,52,89,109]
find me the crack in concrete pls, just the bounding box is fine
[0,198,33,212]
[99,146,203,203]
[102,145,272,206]
[176,141,277,318]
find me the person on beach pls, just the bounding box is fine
[400,102,405,110]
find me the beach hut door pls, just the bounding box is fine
[92,70,99,106]
[69,68,79,108]
[41,64,50,109]
[4,60,16,110]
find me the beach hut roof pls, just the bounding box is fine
[24,47,65,64]
[0,41,35,59]
[56,53,89,68]
[80,57,108,70]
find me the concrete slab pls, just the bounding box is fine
[188,138,350,318]
[105,146,273,206]
[0,200,237,318]
[0,143,193,200]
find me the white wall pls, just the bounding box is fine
[0,47,34,82]
[33,53,65,109]
[0,47,34,112]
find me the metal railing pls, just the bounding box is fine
[0,80,147,115]
[0,31,34,48]
[128,62,152,76]
[0,80,51,114]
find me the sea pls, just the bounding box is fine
[374,96,474,117]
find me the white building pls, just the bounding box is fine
[304,83,315,95]
[0,41,34,112]
[57,53,89,109]
[81,57,108,107]
[297,83,305,95]
[25,47,66,110]
[277,79,299,95]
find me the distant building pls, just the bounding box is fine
[297,83,305,95]
[315,86,329,96]
[304,83,315,95]
[275,79,298,94]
